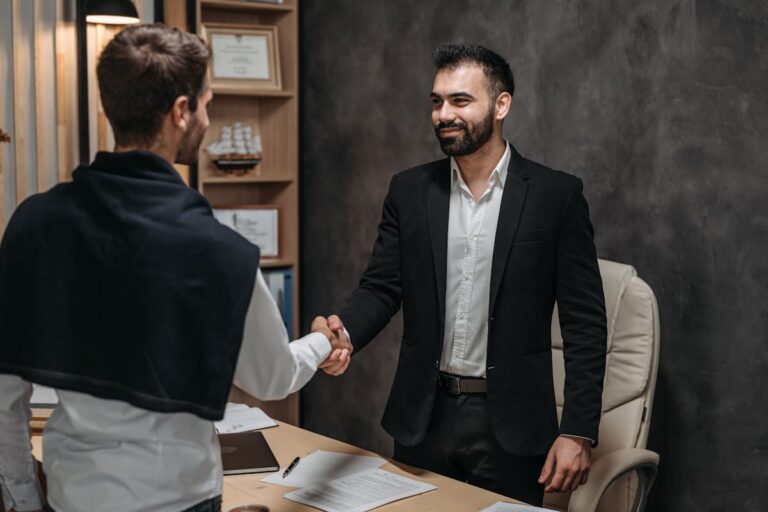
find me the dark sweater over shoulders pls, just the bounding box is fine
[0,151,259,420]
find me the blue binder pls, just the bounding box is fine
[262,268,293,338]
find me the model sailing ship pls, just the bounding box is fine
[205,123,263,174]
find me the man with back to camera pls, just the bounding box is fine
[318,43,607,505]
[0,24,350,512]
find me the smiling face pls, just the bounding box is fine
[431,63,497,157]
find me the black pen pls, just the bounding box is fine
[282,456,301,478]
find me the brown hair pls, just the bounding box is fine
[97,23,210,147]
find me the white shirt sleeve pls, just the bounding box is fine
[0,374,44,511]
[560,434,596,445]
[233,269,332,401]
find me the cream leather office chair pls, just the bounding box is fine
[544,259,660,512]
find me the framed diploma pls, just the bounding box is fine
[202,24,282,92]
[213,206,280,258]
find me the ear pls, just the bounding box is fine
[170,95,191,131]
[495,92,512,121]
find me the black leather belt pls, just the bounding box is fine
[438,372,487,395]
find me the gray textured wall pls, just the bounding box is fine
[298,1,768,510]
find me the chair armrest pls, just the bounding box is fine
[568,448,659,512]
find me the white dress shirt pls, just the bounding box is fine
[440,143,511,378]
[0,268,331,512]
[437,145,594,445]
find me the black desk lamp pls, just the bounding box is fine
[85,0,140,25]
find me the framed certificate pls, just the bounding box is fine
[213,206,280,258]
[202,23,282,92]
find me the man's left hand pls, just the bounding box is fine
[538,435,592,492]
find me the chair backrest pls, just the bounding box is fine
[545,259,660,512]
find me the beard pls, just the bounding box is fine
[434,104,495,157]
[175,115,206,165]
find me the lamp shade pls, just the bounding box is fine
[86,0,140,25]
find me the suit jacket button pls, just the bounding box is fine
[434,360,439,369]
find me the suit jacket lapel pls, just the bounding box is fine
[489,147,530,316]
[427,159,451,326]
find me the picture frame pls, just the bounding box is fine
[201,23,282,93]
[213,206,280,258]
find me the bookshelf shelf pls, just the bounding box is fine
[210,88,295,98]
[201,0,295,14]
[260,258,295,268]
[202,175,293,185]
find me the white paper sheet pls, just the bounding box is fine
[283,468,436,512]
[481,502,555,512]
[215,404,277,434]
[30,384,58,405]
[261,450,386,488]
[225,402,249,413]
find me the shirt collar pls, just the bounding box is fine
[450,142,512,190]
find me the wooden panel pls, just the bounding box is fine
[163,0,189,30]
[271,5,297,94]
[11,0,27,203]
[0,0,85,225]
[86,22,119,158]
[0,133,7,235]
[56,0,78,183]
[260,97,297,177]
[0,0,10,234]
[0,0,78,224]
[86,22,98,160]
[34,1,47,193]
[33,0,59,193]
[96,24,107,151]
[202,181,289,207]
[201,0,294,13]
[102,25,120,151]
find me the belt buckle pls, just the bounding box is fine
[445,375,461,395]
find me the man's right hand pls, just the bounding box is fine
[312,315,353,376]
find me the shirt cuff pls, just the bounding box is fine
[560,434,595,445]
[291,331,332,365]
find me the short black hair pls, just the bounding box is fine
[433,43,515,99]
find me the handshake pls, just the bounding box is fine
[311,315,353,376]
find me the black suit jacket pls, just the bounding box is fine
[339,146,606,456]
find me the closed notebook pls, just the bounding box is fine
[219,431,280,475]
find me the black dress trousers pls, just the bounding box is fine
[394,389,547,507]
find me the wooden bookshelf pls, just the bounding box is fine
[164,0,301,426]
[201,0,295,13]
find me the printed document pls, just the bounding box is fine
[262,450,386,488]
[215,403,277,434]
[283,468,436,512]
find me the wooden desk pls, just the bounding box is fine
[32,421,519,511]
